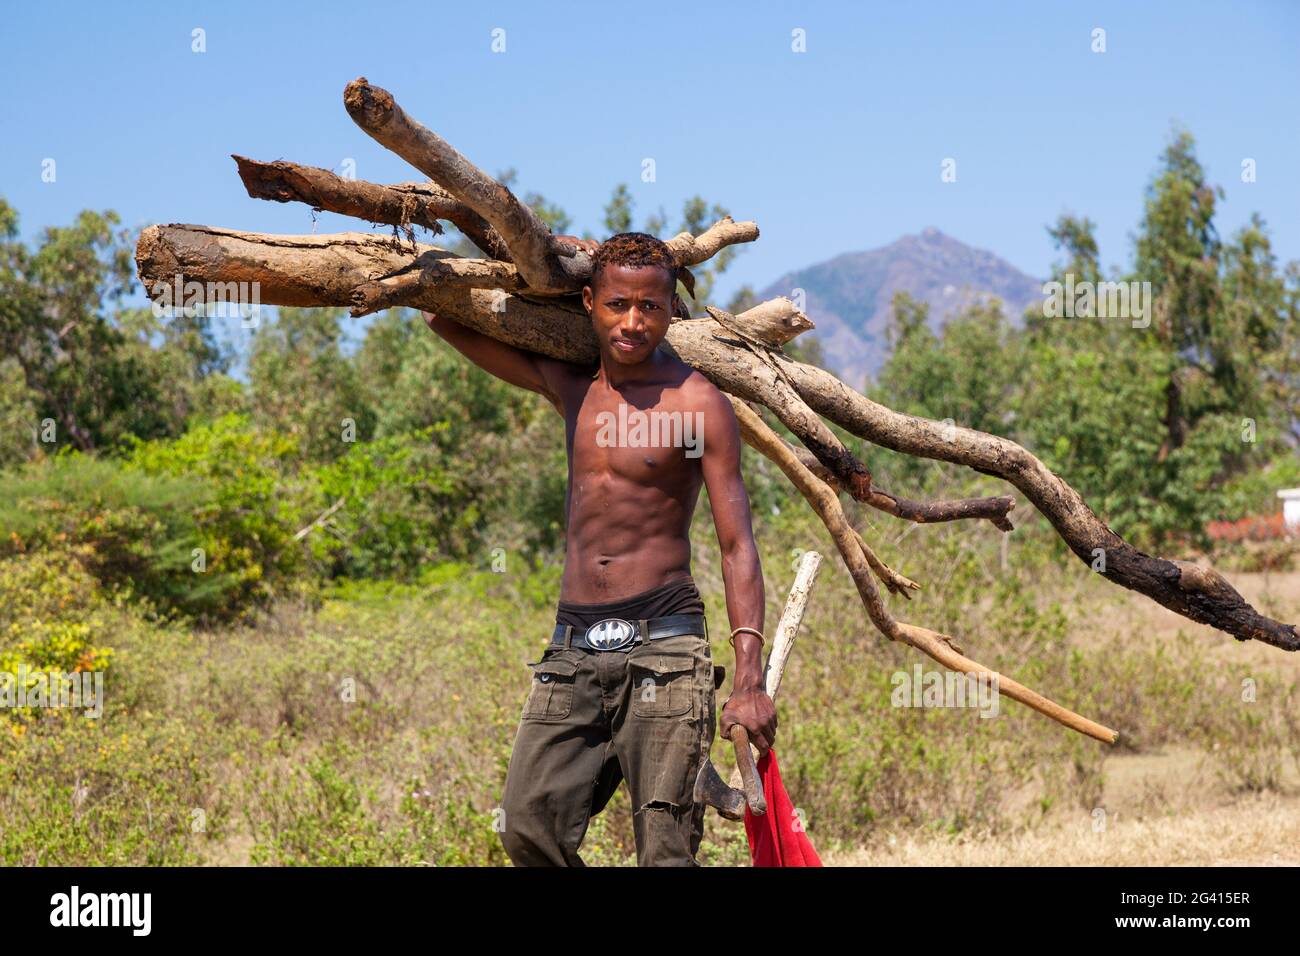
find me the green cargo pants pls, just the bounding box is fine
[499,630,718,866]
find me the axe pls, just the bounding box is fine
[692,720,765,821]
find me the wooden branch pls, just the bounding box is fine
[784,440,1016,529]
[853,528,922,599]
[774,355,1300,652]
[233,155,512,261]
[134,223,1299,653]
[765,549,822,700]
[343,76,585,294]
[341,77,757,294]
[664,218,761,269]
[293,497,346,541]
[728,395,1119,744]
[703,298,812,348]
[730,549,824,792]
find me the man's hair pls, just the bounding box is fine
[589,232,679,296]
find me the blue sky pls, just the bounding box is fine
[4,0,1298,311]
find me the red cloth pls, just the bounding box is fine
[742,748,822,867]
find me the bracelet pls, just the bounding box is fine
[729,626,765,649]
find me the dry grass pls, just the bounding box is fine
[824,567,1300,867]
[827,787,1300,866]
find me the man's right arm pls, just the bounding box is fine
[422,310,566,415]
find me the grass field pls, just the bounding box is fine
[2,505,1297,866]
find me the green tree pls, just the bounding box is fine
[248,307,373,463]
[0,201,180,454]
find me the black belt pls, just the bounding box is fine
[551,614,707,651]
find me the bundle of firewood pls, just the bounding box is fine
[134,78,1299,744]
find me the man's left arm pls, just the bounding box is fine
[698,386,777,754]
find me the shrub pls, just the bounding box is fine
[0,454,230,616]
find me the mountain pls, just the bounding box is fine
[757,228,1043,390]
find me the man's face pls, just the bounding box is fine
[582,264,678,366]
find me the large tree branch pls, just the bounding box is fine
[728,395,1117,744]
[342,76,588,294]
[232,154,513,261]
[775,354,1300,651]
[782,439,1016,530]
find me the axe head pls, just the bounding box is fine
[693,758,746,821]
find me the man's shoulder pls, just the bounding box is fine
[676,363,727,409]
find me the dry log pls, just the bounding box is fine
[774,355,1300,651]
[716,297,814,348]
[233,154,511,260]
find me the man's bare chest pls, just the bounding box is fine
[564,384,705,490]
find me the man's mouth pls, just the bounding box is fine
[612,339,644,352]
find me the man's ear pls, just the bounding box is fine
[582,284,593,314]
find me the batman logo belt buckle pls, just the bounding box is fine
[585,618,637,651]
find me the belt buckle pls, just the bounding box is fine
[585,618,637,651]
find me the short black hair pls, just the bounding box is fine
[590,232,679,296]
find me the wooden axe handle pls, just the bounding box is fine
[729,725,766,815]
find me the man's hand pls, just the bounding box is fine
[553,234,600,256]
[719,684,777,756]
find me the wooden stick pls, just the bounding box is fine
[730,549,823,792]
[766,550,823,701]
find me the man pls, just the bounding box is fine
[422,231,776,866]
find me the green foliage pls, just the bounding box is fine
[125,414,312,615]
[0,454,234,618]
[0,199,229,461]
[249,307,372,463]
[0,548,114,678]
[873,130,1300,550]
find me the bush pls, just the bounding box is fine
[0,453,233,617]
[125,414,316,617]
[0,548,114,679]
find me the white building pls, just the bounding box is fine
[1278,488,1300,529]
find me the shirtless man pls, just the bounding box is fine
[422,231,776,866]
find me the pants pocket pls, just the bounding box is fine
[522,657,579,721]
[628,653,696,718]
